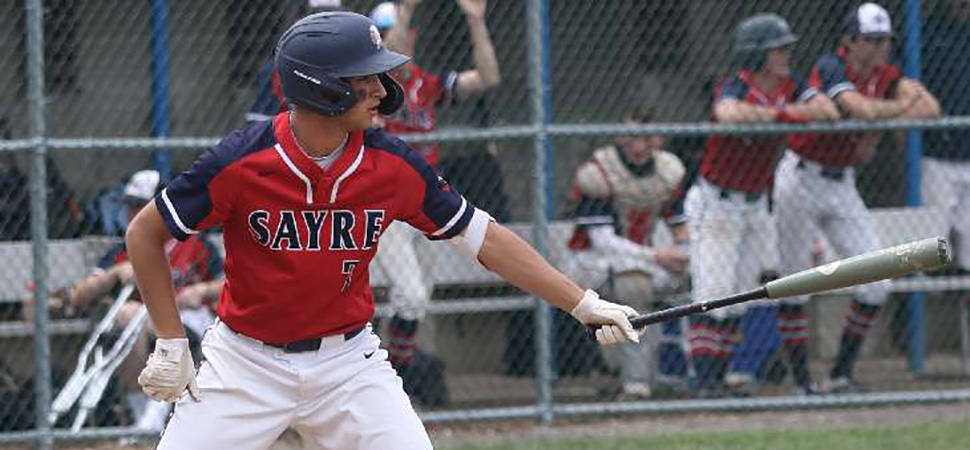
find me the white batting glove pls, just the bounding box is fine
[138,338,201,403]
[569,289,640,345]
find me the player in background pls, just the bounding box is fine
[774,2,940,395]
[246,0,344,123]
[368,0,501,403]
[684,13,838,398]
[127,12,637,450]
[922,0,970,277]
[24,170,223,430]
[566,106,689,400]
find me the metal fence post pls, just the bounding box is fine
[903,0,926,375]
[150,0,172,181]
[25,0,52,449]
[528,0,555,425]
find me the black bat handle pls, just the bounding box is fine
[586,287,768,338]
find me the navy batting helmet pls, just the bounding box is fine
[733,14,798,70]
[275,12,410,117]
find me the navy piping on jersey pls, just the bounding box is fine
[364,128,474,240]
[158,120,278,240]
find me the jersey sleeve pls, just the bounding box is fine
[714,76,748,106]
[573,195,615,229]
[426,69,458,107]
[812,54,855,99]
[790,73,819,103]
[155,129,258,241]
[93,243,127,275]
[394,141,474,240]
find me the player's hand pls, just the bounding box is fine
[896,80,924,111]
[570,289,639,345]
[655,247,688,274]
[138,338,201,403]
[175,283,210,309]
[457,0,487,21]
[403,0,422,9]
[110,262,135,286]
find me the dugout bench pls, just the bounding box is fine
[0,207,968,377]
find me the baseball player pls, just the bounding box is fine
[246,0,344,123]
[774,2,940,395]
[126,12,637,450]
[24,170,223,430]
[369,0,501,401]
[684,13,838,398]
[922,0,970,275]
[566,105,689,400]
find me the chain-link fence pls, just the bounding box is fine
[4,0,970,447]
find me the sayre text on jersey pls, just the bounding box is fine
[248,208,386,251]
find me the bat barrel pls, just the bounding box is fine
[765,237,951,299]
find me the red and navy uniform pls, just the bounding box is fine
[97,236,223,300]
[246,60,286,123]
[155,113,473,344]
[567,155,685,251]
[790,47,901,166]
[383,65,458,168]
[701,70,817,192]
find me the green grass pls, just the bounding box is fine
[441,420,970,450]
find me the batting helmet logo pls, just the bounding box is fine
[275,12,409,117]
[369,24,383,49]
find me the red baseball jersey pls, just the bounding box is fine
[701,70,817,192]
[382,64,458,168]
[156,113,473,343]
[790,47,901,167]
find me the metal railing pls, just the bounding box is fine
[10,0,970,447]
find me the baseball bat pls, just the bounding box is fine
[589,236,951,334]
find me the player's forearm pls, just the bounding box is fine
[478,222,584,312]
[466,16,501,89]
[713,100,777,123]
[783,95,840,121]
[588,226,655,260]
[900,93,941,119]
[383,3,416,54]
[126,203,184,339]
[69,271,118,307]
[838,91,909,120]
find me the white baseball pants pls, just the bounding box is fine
[684,178,778,320]
[773,151,890,306]
[156,321,432,450]
[922,156,970,269]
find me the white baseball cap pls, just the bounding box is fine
[124,170,161,203]
[307,0,341,12]
[845,3,893,37]
[369,2,397,32]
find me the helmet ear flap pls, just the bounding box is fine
[377,73,404,115]
[315,75,359,116]
[281,65,359,117]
